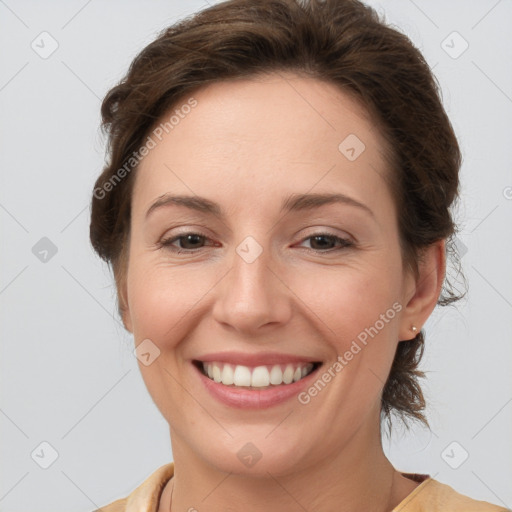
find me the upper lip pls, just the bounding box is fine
[194,351,321,366]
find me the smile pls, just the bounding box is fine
[197,361,319,388]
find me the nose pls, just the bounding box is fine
[212,244,293,335]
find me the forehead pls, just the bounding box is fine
[133,72,392,217]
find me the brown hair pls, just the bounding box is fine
[90,0,465,430]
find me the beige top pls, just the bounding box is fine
[94,463,510,512]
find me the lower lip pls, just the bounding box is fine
[195,363,321,409]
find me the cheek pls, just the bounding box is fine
[291,262,402,346]
[126,259,218,343]
[126,262,206,417]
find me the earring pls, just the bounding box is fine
[411,325,418,334]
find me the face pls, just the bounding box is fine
[122,72,420,477]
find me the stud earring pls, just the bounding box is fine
[411,325,418,334]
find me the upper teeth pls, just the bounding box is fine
[202,362,314,387]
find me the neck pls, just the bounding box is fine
[163,413,418,512]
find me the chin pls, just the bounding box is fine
[192,430,313,478]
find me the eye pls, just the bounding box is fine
[297,232,354,251]
[159,232,214,253]
[158,231,354,254]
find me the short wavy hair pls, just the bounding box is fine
[90,0,465,431]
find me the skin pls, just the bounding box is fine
[120,72,445,512]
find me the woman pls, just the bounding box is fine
[89,0,508,510]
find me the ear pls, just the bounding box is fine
[117,276,133,333]
[120,303,133,334]
[398,239,446,341]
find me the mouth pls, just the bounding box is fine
[193,360,322,389]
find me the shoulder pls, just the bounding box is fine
[92,463,175,512]
[394,477,510,512]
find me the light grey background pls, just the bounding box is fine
[1,1,511,511]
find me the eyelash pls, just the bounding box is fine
[158,231,354,254]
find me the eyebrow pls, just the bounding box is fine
[145,192,375,220]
